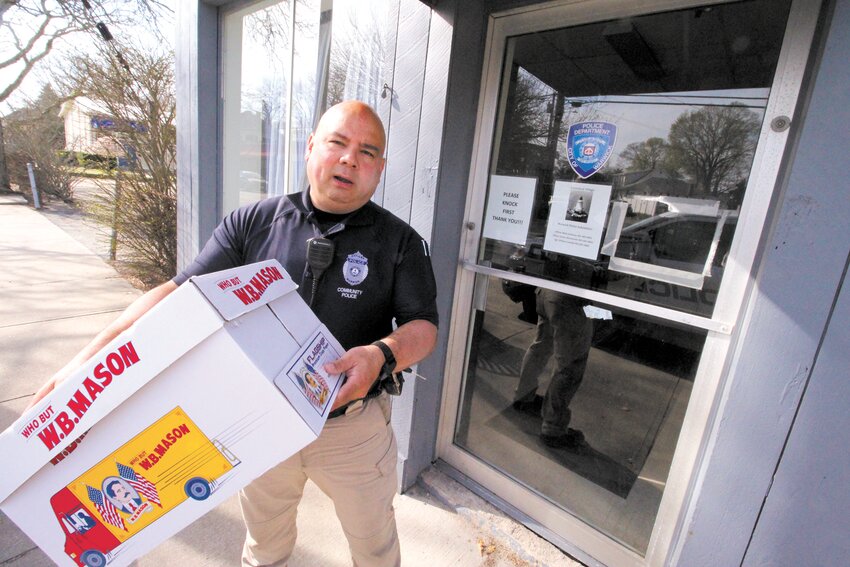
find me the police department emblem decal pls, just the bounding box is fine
[343,252,369,285]
[566,121,618,179]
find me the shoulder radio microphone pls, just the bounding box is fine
[306,237,335,307]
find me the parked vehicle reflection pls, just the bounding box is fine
[484,208,737,318]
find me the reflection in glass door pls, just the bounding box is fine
[450,0,795,559]
[456,278,706,552]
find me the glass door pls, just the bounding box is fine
[439,1,819,565]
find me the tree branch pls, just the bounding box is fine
[0,35,60,103]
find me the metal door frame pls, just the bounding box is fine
[436,1,821,565]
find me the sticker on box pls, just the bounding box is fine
[274,326,345,433]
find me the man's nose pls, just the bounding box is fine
[340,150,358,168]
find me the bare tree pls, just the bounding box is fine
[55,43,177,285]
[0,118,10,191]
[666,104,761,197]
[1,1,171,191]
[1,0,85,104]
[3,83,77,200]
[324,2,390,109]
[1,0,170,104]
[501,68,556,151]
[618,137,669,172]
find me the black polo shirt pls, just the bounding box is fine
[174,191,438,350]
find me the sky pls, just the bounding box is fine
[590,89,770,165]
[1,0,176,115]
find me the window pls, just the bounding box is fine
[475,0,792,318]
[221,0,394,215]
[222,0,320,214]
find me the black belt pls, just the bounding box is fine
[327,405,350,419]
[327,369,406,419]
[327,386,383,419]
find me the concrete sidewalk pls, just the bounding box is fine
[0,193,580,567]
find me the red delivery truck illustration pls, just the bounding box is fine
[49,407,239,566]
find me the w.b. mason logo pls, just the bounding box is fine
[343,252,369,285]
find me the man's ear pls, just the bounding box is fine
[304,133,315,160]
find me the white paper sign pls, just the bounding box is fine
[583,305,613,320]
[543,181,612,260]
[482,175,537,245]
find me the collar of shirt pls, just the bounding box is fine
[272,190,379,235]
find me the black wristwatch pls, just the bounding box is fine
[371,340,404,396]
[371,340,396,374]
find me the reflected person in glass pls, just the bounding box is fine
[513,287,593,449]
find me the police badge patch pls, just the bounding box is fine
[343,252,369,285]
[566,121,618,179]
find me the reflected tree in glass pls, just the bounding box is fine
[326,1,392,108]
[618,137,671,173]
[667,104,761,205]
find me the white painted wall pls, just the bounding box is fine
[380,0,434,225]
[60,99,116,155]
[409,12,452,243]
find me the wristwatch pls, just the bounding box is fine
[372,340,403,396]
[371,340,396,374]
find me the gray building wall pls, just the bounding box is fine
[672,0,850,563]
[745,240,850,565]
[398,0,489,488]
[175,1,221,272]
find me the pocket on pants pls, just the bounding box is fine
[375,425,398,480]
[375,392,393,425]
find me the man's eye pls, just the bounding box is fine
[361,150,375,158]
[329,139,344,146]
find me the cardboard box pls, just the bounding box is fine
[0,260,345,567]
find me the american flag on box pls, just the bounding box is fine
[86,485,127,531]
[116,462,161,507]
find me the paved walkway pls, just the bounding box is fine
[0,193,580,567]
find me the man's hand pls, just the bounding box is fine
[323,320,437,412]
[27,366,73,410]
[325,344,385,411]
[28,378,59,410]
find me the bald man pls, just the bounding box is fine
[30,101,439,567]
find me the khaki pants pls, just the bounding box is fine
[239,394,400,567]
[515,288,592,436]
